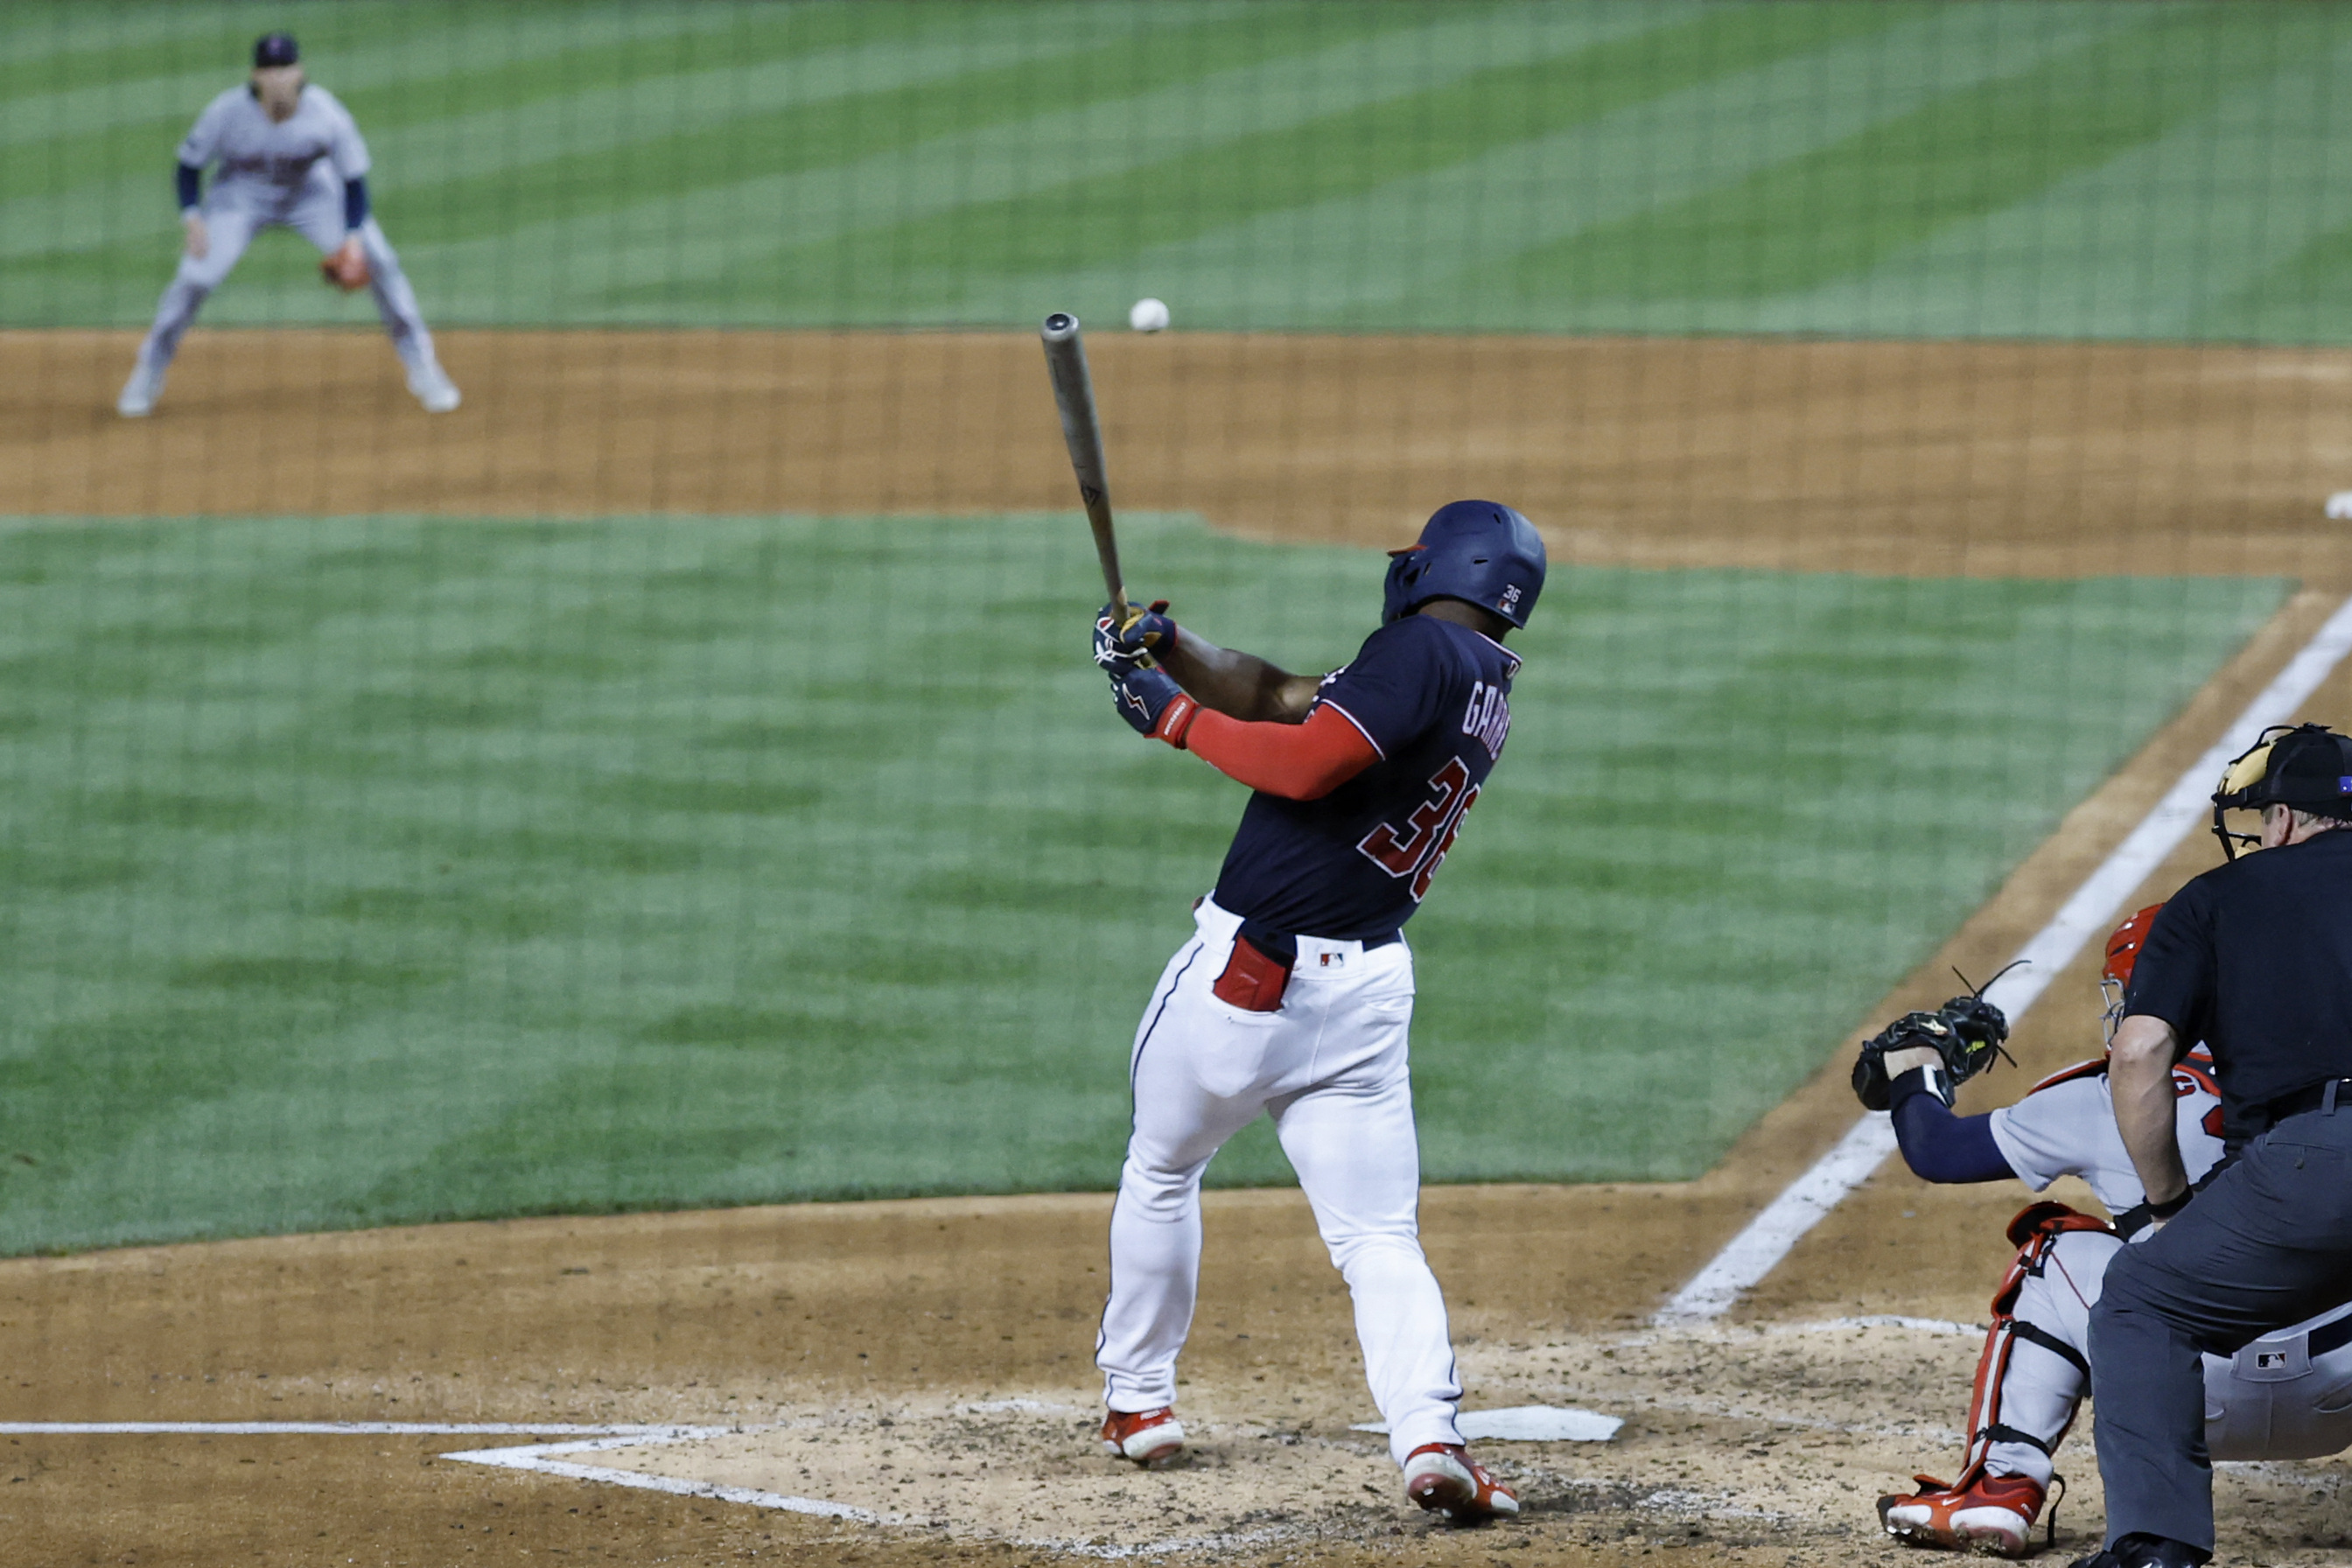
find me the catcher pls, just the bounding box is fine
[1853,907,2352,1558]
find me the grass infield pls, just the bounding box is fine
[0,512,2286,1253]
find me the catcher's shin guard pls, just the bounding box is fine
[1880,1203,2110,1555]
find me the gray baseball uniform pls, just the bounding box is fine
[124,82,452,411]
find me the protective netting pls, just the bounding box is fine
[1,2,2345,1250]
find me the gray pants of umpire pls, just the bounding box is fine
[2090,1105,2352,1551]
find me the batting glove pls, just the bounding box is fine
[1092,598,1178,676]
[1110,667,1199,746]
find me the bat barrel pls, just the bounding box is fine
[1042,312,1079,342]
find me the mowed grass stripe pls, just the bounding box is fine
[383,3,1425,249]
[394,4,1670,323]
[1502,4,2336,311]
[0,514,2286,1250]
[695,0,1904,308]
[3,2,1172,261]
[0,3,783,148]
[1014,1,2145,331]
[1747,29,2352,341]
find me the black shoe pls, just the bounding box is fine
[2068,1534,2210,1568]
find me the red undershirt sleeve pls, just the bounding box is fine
[1176,704,1380,800]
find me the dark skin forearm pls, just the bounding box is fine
[1158,598,1510,724]
[2110,1014,2190,1208]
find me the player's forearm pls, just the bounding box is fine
[342,174,369,233]
[1182,705,1378,800]
[1158,634,1318,724]
[1888,1075,2014,1183]
[2110,1015,2190,1206]
[176,162,202,213]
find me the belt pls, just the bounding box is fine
[2258,1077,2352,1125]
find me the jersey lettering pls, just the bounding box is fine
[1461,681,1512,760]
[1355,757,1479,902]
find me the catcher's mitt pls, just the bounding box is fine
[319,242,370,292]
[1851,990,2013,1111]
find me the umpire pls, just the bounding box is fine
[2082,722,2352,1568]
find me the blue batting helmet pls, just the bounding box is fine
[1381,500,1546,628]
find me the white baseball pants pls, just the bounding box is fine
[135,192,441,379]
[1984,1228,2352,1485]
[1096,897,1466,1469]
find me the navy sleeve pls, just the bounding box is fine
[342,174,369,232]
[176,162,201,213]
[2124,881,2215,1040]
[1312,616,1454,759]
[1889,1071,2016,1183]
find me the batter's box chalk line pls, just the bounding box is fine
[1349,1404,1623,1442]
[1656,590,2352,1326]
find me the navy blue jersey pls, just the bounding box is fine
[1212,613,1519,942]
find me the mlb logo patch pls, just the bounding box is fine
[2259,1350,2290,1369]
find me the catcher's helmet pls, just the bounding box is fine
[2100,902,2163,1044]
[254,32,299,67]
[2210,721,2352,859]
[1382,500,1545,629]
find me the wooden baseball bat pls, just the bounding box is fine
[1040,312,1127,621]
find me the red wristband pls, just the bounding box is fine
[1152,692,1200,749]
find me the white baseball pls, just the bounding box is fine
[1129,297,1170,333]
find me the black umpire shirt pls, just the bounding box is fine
[2127,827,2352,1138]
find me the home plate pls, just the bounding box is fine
[1349,1406,1623,1442]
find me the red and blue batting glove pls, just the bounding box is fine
[1110,667,1199,746]
[1092,598,1178,676]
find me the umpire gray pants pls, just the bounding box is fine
[2090,1106,2352,1550]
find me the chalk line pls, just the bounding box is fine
[0,1421,712,1436]
[442,1432,876,1522]
[1656,592,2352,1325]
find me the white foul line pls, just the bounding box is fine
[442,1432,876,1522]
[1656,592,2352,1325]
[0,1421,704,1437]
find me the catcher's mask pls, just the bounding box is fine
[2099,902,2163,1046]
[2210,722,2352,859]
[1382,500,1546,629]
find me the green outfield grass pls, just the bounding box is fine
[7,1,2352,340]
[0,512,2285,1253]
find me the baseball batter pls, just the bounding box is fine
[1864,906,2352,1558]
[116,32,458,418]
[1087,500,1544,1522]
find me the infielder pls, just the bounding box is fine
[1856,905,2352,1558]
[116,32,458,418]
[1087,500,1544,1522]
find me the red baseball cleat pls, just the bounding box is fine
[1879,1472,2048,1557]
[1099,1405,1184,1467]
[1403,1442,1519,1522]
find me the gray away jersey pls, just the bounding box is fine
[179,84,368,200]
[1988,1050,2226,1216]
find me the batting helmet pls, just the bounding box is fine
[2210,722,2352,858]
[1382,500,1546,629]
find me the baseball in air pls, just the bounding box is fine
[1129,297,1171,333]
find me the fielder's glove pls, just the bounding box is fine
[320,241,371,292]
[1110,666,1199,746]
[1092,598,1178,676]
[1851,993,2012,1111]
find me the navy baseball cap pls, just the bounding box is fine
[253,32,299,68]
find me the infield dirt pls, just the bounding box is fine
[5,329,2352,1565]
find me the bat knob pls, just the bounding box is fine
[1042,312,1079,341]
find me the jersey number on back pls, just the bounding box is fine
[1356,756,1480,902]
